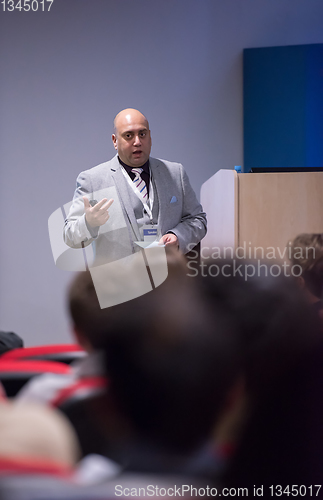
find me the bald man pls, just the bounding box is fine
[63,109,206,265]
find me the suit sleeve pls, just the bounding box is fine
[166,165,207,254]
[63,171,100,249]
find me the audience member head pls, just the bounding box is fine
[67,256,241,462]
[197,259,323,487]
[0,402,80,472]
[289,233,323,304]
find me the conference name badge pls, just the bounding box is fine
[143,225,158,242]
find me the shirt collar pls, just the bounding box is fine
[118,156,150,174]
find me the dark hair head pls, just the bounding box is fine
[104,267,241,454]
[68,258,241,454]
[197,259,323,486]
[289,233,323,298]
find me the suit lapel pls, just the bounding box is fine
[110,156,141,241]
[149,157,168,231]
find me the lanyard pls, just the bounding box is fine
[120,166,155,222]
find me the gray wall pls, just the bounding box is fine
[1,0,323,346]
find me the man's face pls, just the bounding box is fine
[112,111,152,168]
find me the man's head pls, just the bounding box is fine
[289,233,323,300]
[112,108,152,168]
[67,258,241,455]
[199,259,323,487]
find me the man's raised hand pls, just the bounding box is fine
[83,197,114,227]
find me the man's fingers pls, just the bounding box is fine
[83,196,90,208]
[83,196,114,212]
[159,234,178,247]
[83,196,108,210]
[105,199,114,210]
[100,198,114,211]
[93,198,108,210]
[89,198,114,212]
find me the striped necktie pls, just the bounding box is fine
[131,168,148,203]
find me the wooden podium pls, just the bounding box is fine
[200,170,323,261]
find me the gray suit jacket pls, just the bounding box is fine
[63,155,207,265]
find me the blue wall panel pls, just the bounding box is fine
[244,44,323,172]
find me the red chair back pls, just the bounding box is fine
[0,456,73,477]
[52,376,109,458]
[0,344,85,365]
[51,376,108,409]
[0,360,72,397]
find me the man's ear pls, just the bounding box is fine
[72,325,91,353]
[72,325,82,346]
[112,134,118,151]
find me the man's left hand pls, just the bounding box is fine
[159,233,179,248]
